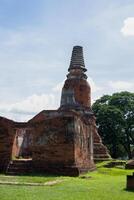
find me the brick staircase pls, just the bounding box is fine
[6,159,33,175]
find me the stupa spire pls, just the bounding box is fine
[60,45,91,108]
[68,46,87,72]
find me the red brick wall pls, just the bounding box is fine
[31,113,96,175]
[0,117,15,172]
[74,117,95,172]
[32,116,75,174]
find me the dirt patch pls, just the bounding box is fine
[0,179,63,186]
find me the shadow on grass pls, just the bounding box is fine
[123,188,134,193]
[6,173,59,178]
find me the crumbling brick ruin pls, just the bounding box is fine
[0,46,110,176]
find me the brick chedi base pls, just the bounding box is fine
[30,110,96,176]
[92,120,111,161]
[0,46,110,176]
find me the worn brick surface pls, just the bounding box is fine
[0,117,15,172]
[62,78,91,107]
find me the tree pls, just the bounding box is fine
[92,91,134,159]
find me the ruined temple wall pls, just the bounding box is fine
[0,117,15,172]
[91,117,111,161]
[32,113,96,175]
[32,116,75,174]
[12,127,34,159]
[0,117,35,172]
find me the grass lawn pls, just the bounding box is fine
[0,162,133,200]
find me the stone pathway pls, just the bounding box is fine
[0,179,63,186]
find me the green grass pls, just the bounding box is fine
[0,163,133,200]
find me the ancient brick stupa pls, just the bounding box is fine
[0,46,110,176]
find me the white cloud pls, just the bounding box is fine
[10,94,58,112]
[109,81,134,90]
[121,17,134,36]
[0,77,102,121]
[52,80,64,92]
[87,77,102,93]
[88,77,104,104]
[1,77,133,122]
[1,28,48,48]
[0,93,60,122]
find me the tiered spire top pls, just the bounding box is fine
[68,46,87,72]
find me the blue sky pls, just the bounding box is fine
[0,0,134,121]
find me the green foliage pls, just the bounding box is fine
[92,91,134,159]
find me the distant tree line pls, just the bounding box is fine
[92,91,134,159]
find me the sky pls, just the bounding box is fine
[0,0,134,121]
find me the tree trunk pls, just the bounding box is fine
[126,129,132,159]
